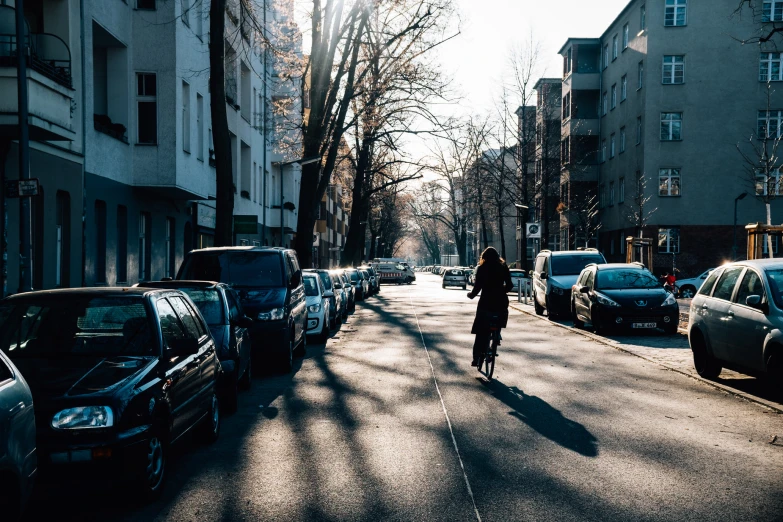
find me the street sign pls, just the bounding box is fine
[526,223,541,239]
[4,179,39,198]
[233,215,258,235]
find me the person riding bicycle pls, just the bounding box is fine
[467,247,514,367]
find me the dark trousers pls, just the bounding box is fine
[473,331,490,362]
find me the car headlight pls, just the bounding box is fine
[550,285,565,296]
[258,307,285,321]
[594,292,621,308]
[52,406,114,430]
[663,293,677,306]
[308,304,321,313]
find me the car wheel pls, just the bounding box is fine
[572,301,584,329]
[765,350,783,395]
[442,283,446,289]
[592,309,607,335]
[136,423,167,500]
[462,285,467,290]
[533,291,544,315]
[318,319,329,343]
[679,285,696,299]
[238,358,252,391]
[691,330,722,379]
[201,391,220,443]
[663,322,679,335]
[546,296,558,320]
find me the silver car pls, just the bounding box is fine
[688,259,783,387]
[0,350,36,520]
[442,268,467,289]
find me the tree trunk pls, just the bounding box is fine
[767,202,774,258]
[209,0,234,246]
[368,230,377,260]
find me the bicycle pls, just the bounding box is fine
[476,314,501,381]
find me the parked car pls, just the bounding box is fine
[688,260,783,388]
[303,273,331,343]
[333,270,355,313]
[346,269,368,301]
[676,268,715,299]
[177,247,307,373]
[571,263,679,335]
[375,263,407,285]
[329,271,348,322]
[139,281,253,412]
[0,288,221,498]
[509,269,531,294]
[305,269,342,329]
[358,266,381,294]
[442,268,467,289]
[532,249,607,319]
[0,349,36,520]
[360,270,374,295]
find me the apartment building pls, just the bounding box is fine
[514,104,536,269]
[0,0,302,294]
[533,78,563,252]
[559,0,783,274]
[315,183,349,269]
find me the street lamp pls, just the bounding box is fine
[733,191,748,260]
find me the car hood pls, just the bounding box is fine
[11,356,155,399]
[599,288,670,307]
[235,287,286,314]
[550,275,579,289]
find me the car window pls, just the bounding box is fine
[712,267,744,301]
[157,299,187,347]
[316,271,332,291]
[303,275,320,296]
[224,289,242,322]
[179,288,224,326]
[169,297,203,341]
[735,270,765,309]
[550,255,605,276]
[765,269,783,308]
[576,271,587,286]
[0,355,12,384]
[179,251,283,287]
[698,269,721,296]
[585,271,595,288]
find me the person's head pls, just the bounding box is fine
[478,247,504,266]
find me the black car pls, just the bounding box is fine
[177,247,307,373]
[571,263,680,335]
[140,281,253,412]
[0,288,221,498]
[345,269,366,301]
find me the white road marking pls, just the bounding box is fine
[407,288,482,522]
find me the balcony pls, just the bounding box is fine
[266,207,297,233]
[0,6,74,141]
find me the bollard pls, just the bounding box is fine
[518,281,522,303]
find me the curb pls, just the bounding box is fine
[510,303,783,414]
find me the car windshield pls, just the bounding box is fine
[303,276,320,297]
[348,271,359,282]
[447,270,462,276]
[315,271,332,290]
[178,251,283,287]
[0,296,156,358]
[765,269,783,308]
[178,288,224,326]
[551,255,604,276]
[596,269,660,290]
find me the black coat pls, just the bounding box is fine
[470,262,514,334]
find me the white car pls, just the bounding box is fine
[509,269,532,293]
[303,273,331,343]
[442,268,467,289]
[677,269,714,299]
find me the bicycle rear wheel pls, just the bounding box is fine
[484,351,495,380]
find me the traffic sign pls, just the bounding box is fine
[4,179,39,198]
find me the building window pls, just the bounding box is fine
[139,212,151,281]
[194,0,203,39]
[609,182,615,206]
[760,53,783,82]
[611,84,617,109]
[117,205,128,283]
[604,44,609,69]
[641,4,647,29]
[612,34,618,60]
[600,184,607,208]
[637,116,643,144]
[563,92,571,119]
[638,61,644,89]
[602,91,608,115]
[564,47,573,76]
[182,81,190,152]
[621,75,627,101]
[165,218,176,278]
[662,55,685,84]
[623,24,629,48]
[95,200,107,283]
[196,94,204,160]
[620,127,626,152]
[56,191,70,287]
[137,0,155,9]
[763,0,783,22]
[756,169,783,195]
[664,0,687,26]
[602,139,607,162]
[137,73,157,144]
[619,177,625,203]
[658,228,680,254]
[610,133,616,158]
[758,110,783,138]
[660,112,682,140]
[659,168,681,196]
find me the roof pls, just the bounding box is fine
[534,78,562,90]
[548,250,603,256]
[557,37,601,56]
[187,246,288,254]
[139,280,222,289]
[730,259,783,269]
[4,287,163,300]
[593,263,646,270]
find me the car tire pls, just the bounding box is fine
[442,283,446,289]
[592,309,607,335]
[533,291,544,316]
[679,285,696,299]
[238,358,252,391]
[546,296,558,320]
[318,320,329,343]
[663,322,679,335]
[462,285,467,290]
[765,351,783,395]
[572,301,584,329]
[200,391,221,443]
[137,424,167,500]
[691,330,722,379]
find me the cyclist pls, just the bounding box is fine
[467,247,514,367]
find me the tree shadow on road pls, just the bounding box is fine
[479,379,599,457]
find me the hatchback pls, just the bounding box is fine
[442,268,467,289]
[303,273,331,343]
[689,259,783,388]
[305,269,343,329]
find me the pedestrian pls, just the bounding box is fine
[467,247,514,366]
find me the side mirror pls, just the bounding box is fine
[290,270,302,288]
[540,272,548,280]
[232,316,254,329]
[324,290,334,298]
[745,295,762,307]
[169,337,199,358]
[579,286,590,294]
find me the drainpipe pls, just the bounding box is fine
[262,0,267,243]
[80,0,87,287]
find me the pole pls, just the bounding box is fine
[732,198,738,261]
[279,163,284,247]
[16,0,32,293]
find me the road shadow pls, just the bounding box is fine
[479,379,599,457]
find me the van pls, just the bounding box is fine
[531,249,607,319]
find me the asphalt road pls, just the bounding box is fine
[26,274,783,521]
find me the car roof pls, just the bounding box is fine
[140,280,223,290]
[3,287,165,301]
[186,246,289,254]
[594,263,646,271]
[726,259,783,270]
[549,250,604,256]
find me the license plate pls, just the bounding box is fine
[632,322,657,329]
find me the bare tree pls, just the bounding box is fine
[557,191,601,248]
[625,169,657,239]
